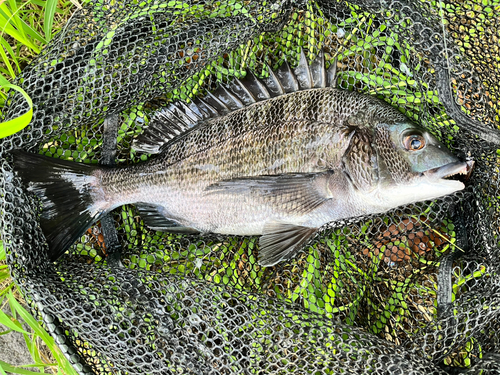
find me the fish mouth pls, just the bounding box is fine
[424,160,475,182]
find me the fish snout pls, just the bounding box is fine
[423,160,474,182]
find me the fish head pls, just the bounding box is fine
[342,121,472,209]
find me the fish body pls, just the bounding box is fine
[101,88,393,231]
[12,50,471,266]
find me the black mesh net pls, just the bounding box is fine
[1,0,499,373]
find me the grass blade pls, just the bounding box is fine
[0,82,33,138]
[30,335,45,368]
[5,0,26,42]
[7,293,54,348]
[6,292,72,369]
[0,308,29,335]
[0,360,44,375]
[15,19,46,45]
[0,38,20,75]
[44,0,58,41]
[0,3,44,50]
[0,44,15,78]
[0,10,26,44]
[0,14,41,52]
[3,292,76,374]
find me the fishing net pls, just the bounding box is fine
[1,0,499,373]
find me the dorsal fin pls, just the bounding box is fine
[132,107,193,154]
[193,97,220,118]
[261,63,285,97]
[226,77,257,105]
[275,60,299,93]
[294,49,313,90]
[133,49,339,154]
[204,90,233,114]
[167,101,199,125]
[311,49,326,88]
[326,56,338,88]
[239,69,271,101]
[212,84,245,111]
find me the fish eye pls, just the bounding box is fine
[403,134,426,151]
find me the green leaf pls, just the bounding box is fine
[6,292,71,368]
[0,82,33,138]
[5,0,26,42]
[7,293,51,345]
[0,282,14,297]
[0,5,42,51]
[0,309,29,335]
[0,360,45,375]
[0,241,5,261]
[1,0,46,45]
[0,39,19,78]
[24,332,39,365]
[18,18,46,46]
[44,0,58,41]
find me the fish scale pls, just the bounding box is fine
[11,49,470,266]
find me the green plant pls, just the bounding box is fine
[1,1,492,372]
[0,78,32,138]
[0,0,84,372]
[0,0,81,137]
[0,242,78,374]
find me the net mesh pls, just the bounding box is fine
[1,0,499,373]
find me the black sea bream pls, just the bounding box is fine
[12,50,472,266]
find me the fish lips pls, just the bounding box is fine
[423,160,475,188]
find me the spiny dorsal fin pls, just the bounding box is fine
[275,59,299,93]
[295,49,329,90]
[311,49,326,88]
[239,69,271,101]
[212,84,245,111]
[261,63,285,97]
[326,56,338,88]
[204,90,233,114]
[294,49,313,90]
[226,77,257,106]
[132,107,193,154]
[133,48,339,154]
[177,101,203,123]
[193,97,220,118]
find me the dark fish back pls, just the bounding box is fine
[131,50,408,190]
[132,49,336,154]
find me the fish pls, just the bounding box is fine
[11,49,473,266]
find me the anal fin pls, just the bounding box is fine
[258,222,318,267]
[136,204,200,234]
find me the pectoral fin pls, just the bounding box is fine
[206,171,334,215]
[258,222,318,267]
[136,204,200,234]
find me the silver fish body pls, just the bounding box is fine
[102,88,390,230]
[12,50,471,266]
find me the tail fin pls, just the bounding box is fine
[11,150,106,261]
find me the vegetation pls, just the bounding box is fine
[0,242,79,374]
[0,1,82,373]
[0,0,83,137]
[0,0,494,373]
